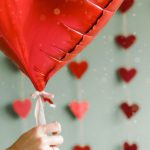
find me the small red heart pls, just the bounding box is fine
[119,0,135,13]
[116,35,136,49]
[120,102,139,119]
[13,99,32,119]
[69,101,90,120]
[73,145,91,150]
[118,68,137,83]
[124,142,138,150]
[69,61,88,79]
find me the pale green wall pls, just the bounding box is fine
[0,0,150,149]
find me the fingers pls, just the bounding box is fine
[32,122,63,150]
[36,122,61,136]
[45,135,63,146]
[42,122,61,135]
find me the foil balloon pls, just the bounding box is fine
[0,0,122,91]
[0,0,123,125]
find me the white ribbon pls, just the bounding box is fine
[32,91,56,126]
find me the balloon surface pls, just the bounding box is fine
[0,0,122,91]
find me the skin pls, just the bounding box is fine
[7,122,63,150]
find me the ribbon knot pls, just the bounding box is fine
[32,91,56,126]
[32,91,55,107]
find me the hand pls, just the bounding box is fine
[7,122,63,150]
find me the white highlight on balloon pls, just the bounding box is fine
[53,8,61,15]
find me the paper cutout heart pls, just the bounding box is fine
[69,61,88,79]
[118,68,137,83]
[120,102,139,119]
[69,101,90,120]
[124,142,138,150]
[73,145,91,150]
[119,0,135,13]
[116,35,136,49]
[13,99,32,119]
[0,0,122,91]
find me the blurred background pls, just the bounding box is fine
[0,0,150,149]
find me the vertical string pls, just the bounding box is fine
[122,12,137,140]
[123,14,131,69]
[122,14,132,104]
[122,13,130,140]
[122,14,128,36]
[20,72,25,100]
[76,54,84,145]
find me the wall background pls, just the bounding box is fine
[0,0,150,149]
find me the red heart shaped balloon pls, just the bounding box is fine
[0,0,122,91]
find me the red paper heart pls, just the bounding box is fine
[118,68,137,83]
[69,61,88,79]
[0,0,122,91]
[119,0,135,13]
[69,101,90,120]
[13,99,32,119]
[116,35,136,49]
[73,145,91,150]
[124,142,138,150]
[120,102,139,119]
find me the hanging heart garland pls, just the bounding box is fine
[12,99,32,119]
[118,67,137,83]
[115,35,136,49]
[116,0,139,148]
[69,100,90,120]
[120,102,139,119]
[69,61,89,79]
